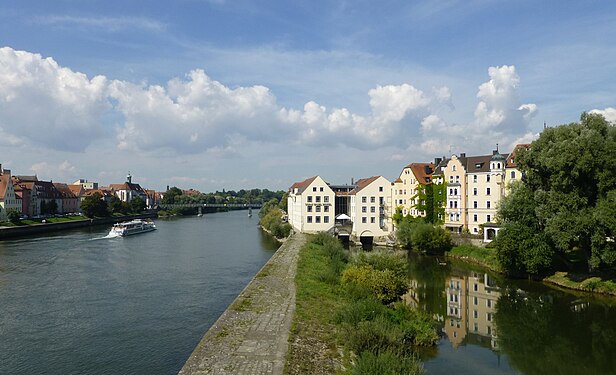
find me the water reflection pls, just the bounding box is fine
[406,254,616,374]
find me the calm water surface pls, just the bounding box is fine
[407,254,616,375]
[0,210,279,374]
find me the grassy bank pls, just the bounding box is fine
[286,233,436,375]
[544,272,616,296]
[0,215,86,227]
[446,245,501,273]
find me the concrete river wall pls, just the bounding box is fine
[179,232,306,375]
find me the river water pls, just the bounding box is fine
[3,216,616,375]
[0,210,279,375]
[407,254,616,375]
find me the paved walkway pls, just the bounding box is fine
[179,233,306,375]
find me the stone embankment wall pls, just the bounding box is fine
[179,233,306,375]
[0,213,156,240]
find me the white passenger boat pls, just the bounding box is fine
[110,219,156,236]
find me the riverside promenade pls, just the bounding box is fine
[179,232,306,375]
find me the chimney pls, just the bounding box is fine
[351,177,354,185]
[434,157,442,166]
[460,153,466,158]
[0,163,2,175]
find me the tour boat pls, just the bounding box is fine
[110,219,156,236]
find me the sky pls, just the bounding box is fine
[0,0,615,192]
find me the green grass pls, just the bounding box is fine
[544,272,616,296]
[285,234,436,375]
[448,245,501,272]
[0,215,86,227]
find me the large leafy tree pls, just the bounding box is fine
[496,113,616,274]
[80,193,110,218]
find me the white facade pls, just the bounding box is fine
[350,176,393,238]
[287,176,335,233]
[0,168,22,220]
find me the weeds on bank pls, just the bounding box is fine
[286,232,437,375]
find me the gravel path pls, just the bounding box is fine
[179,232,306,375]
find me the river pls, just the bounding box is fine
[407,253,616,374]
[0,210,279,375]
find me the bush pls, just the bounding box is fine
[342,265,408,304]
[352,351,424,375]
[396,221,452,252]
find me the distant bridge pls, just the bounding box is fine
[158,203,262,210]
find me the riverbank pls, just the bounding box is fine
[446,245,616,297]
[179,232,306,374]
[0,213,156,240]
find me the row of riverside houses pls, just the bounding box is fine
[287,144,528,245]
[0,165,159,221]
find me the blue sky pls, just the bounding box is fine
[0,0,615,192]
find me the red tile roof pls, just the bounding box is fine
[288,176,318,193]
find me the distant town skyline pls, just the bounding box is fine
[1,1,615,191]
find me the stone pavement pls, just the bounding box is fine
[179,233,306,375]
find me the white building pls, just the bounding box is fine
[0,165,21,220]
[349,176,393,241]
[287,176,335,233]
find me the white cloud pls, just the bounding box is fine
[0,47,110,152]
[30,160,77,181]
[590,107,616,123]
[369,84,430,123]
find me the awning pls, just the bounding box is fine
[336,213,351,220]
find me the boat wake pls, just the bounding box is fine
[91,231,121,240]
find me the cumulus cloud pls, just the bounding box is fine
[590,107,616,123]
[418,65,538,158]
[30,160,77,180]
[109,69,280,152]
[0,47,539,162]
[0,47,109,152]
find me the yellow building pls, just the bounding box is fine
[443,154,468,233]
[392,162,435,218]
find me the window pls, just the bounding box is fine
[486,187,491,196]
[474,310,478,318]
[371,196,376,203]
[456,176,460,183]
[474,201,478,209]
[316,196,321,203]
[379,186,384,192]
[315,205,321,212]
[362,196,367,203]
[473,214,478,222]
[474,296,478,305]
[307,216,312,223]
[324,196,329,203]
[324,216,329,223]
[474,323,478,332]
[316,216,321,223]
[487,214,491,222]
[307,206,312,212]
[487,299,492,308]
[473,188,478,196]
[362,217,367,223]
[324,206,329,212]
[449,176,453,183]
[370,206,376,213]
[453,165,457,171]
[487,313,492,322]
[362,206,367,213]
[487,175,491,182]
[474,283,478,291]
[474,175,478,183]
[320,187,323,192]
[307,196,312,203]
[313,187,317,192]
[511,171,516,179]
[371,217,375,223]
[474,227,478,233]
[487,201,491,209]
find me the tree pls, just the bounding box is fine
[259,198,279,219]
[80,193,109,218]
[6,208,21,223]
[161,187,183,204]
[496,113,616,273]
[108,195,129,215]
[129,197,146,213]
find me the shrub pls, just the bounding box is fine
[352,351,424,375]
[342,265,407,304]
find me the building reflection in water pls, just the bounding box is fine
[405,271,501,351]
[448,272,500,350]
